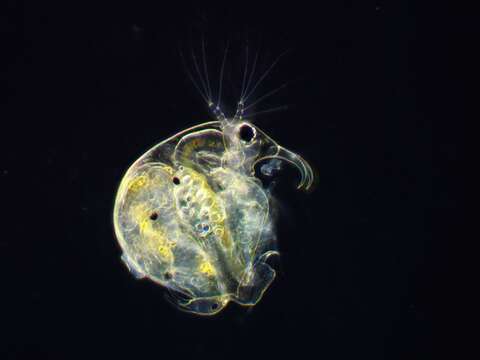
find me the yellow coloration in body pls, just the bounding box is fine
[139,213,174,263]
[157,244,174,262]
[128,175,148,192]
[114,118,314,316]
[198,260,216,277]
[182,136,206,160]
[161,165,174,175]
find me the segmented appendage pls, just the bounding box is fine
[114,120,313,315]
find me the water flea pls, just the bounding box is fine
[114,44,314,315]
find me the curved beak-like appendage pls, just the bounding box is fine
[274,146,314,191]
[253,146,314,191]
[246,125,314,192]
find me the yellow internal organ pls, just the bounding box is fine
[182,136,206,161]
[198,260,216,277]
[128,175,148,192]
[161,165,174,175]
[130,202,151,224]
[157,244,174,262]
[139,216,174,263]
[126,172,176,263]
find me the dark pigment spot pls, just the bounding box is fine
[164,272,172,280]
[239,124,255,142]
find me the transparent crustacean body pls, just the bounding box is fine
[113,44,314,315]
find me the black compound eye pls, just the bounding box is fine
[239,124,255,143]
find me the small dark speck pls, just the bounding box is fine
[164,272,172,280]
[375,6,381,10]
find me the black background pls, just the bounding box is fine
[2,1,465,358]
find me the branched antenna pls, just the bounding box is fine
[201,35,213,103]
[240,44,249,103]
[178,46,210,104]
[233,44,250,122]
[180,36,290,124]
[213,41,229,122]
[234,46,290,122]
[243,105,289,118]
[242,50,259,102]
[242,50,290,104]
[243,83,288,112]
